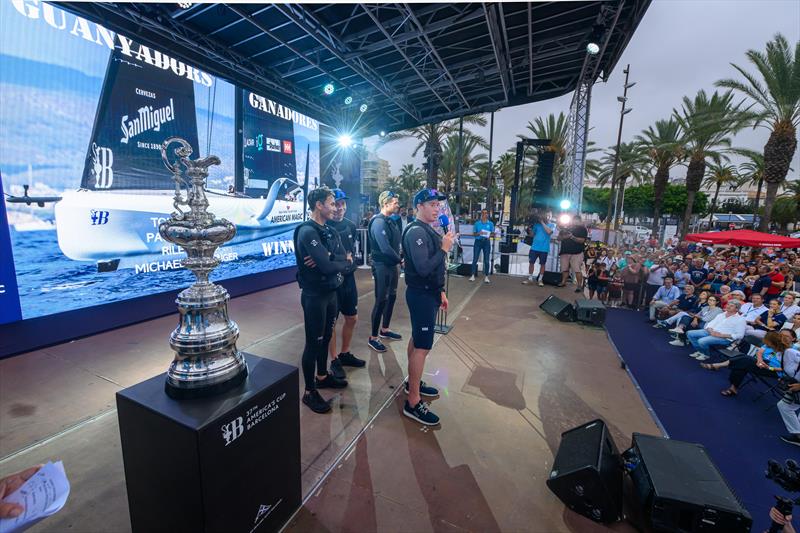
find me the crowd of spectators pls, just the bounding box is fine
[589,238,800,448]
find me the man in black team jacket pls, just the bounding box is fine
[326,189,366,380]
[367,190,403,353]
[293,187,353,413]
[401,188,456,425]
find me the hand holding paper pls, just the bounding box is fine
[0,461,70,533]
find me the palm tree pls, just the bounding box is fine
[381,115,487,190]
[596,142,650,227]
[702,162,740,225]
[397,164,424,207]
[634,118,685,236]
[716,33,800,231]
[520,112,570,191]
[437,133,488,193]
[734,148,766,215]
[673,90,755,237]
[782,178,800,214]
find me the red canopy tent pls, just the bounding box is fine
[685,229,800,248]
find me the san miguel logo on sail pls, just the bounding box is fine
[120,98,177,145]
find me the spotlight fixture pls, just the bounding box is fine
[337,135,353,148]
[344,96,353,105]
[558,213,572,225]
[379,130,386,137]
[323,83,335,95]
[559,199,572,211]
[359,103,368,113]
[586,42,600,55]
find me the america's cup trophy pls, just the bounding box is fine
[159,137,248,399]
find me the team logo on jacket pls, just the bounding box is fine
[416,238,423,246]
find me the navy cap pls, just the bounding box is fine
[413,188,446,206]
[332,188,349,201]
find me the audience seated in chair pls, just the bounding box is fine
[686,300,746,362]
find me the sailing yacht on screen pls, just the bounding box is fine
[54,46,306,271]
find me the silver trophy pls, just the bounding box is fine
[159,137,248,399]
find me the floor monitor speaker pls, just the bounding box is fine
[574,298,607,326]
[541,271,562,286]
[539,294,574,322]
[625,433,751,532]
[547,419,623,523]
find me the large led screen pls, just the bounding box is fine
[0,1,320,324]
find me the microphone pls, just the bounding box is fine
[438,213,450,234]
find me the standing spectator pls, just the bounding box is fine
[597,248,614,269]
[645,260,671,303]
[752,265,774,300]
[686,300,746,361]
[608,264,623,307]
[523,211,555,286]
[766,264,788,303]
[688,258,709,291]
[469,209,494,283]
[621,258,644,309]
[558,215,588,292]
[648,277,680,322]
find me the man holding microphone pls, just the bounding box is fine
[401,189,456,425]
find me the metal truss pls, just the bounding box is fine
[562,2,625,213]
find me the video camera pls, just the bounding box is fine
[766,459,800,533]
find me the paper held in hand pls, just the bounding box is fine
[0,461,70,533]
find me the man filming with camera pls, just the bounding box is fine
[558,215,588,292]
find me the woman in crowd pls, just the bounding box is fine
[701,331,794,398]
[744,265,760,295]
[667,294,721,345]
[621,257,644,309]
[748,298,788,340]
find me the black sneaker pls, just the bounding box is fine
[330,359,346,380]
[575,288,583,293]
[316,373,348,389]
[403,400,440,425]
[303,390,332,413]
[338,352,366,367]
[404,380,439,397]
[379,330,402,340]
[780,434,800,447]
[368,338,387,352]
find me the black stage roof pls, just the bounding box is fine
[60,2,651,136]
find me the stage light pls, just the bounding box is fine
[359,103,368,113]
[586,42,600,55]
[323,83,334,95]
[337,135,353,148]
[344,96,353,105]
[559,199,572,210]
[559,214,572,225]
[379,130,386,137]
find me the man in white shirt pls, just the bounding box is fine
[780,293,799,321]
[686,300,746,361]
[777,344,800,447]
[739,293,767,324]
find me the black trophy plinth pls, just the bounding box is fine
[116,353,300,533]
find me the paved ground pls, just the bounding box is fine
[0,271,660,532]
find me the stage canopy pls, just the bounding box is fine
[59,2,651,136]
[685,229,800,249]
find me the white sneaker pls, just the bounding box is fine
[668,327,684,334]
[522,278,533,285]
[669,339,685,346]
[484,276,490,284]
[695,354,710,361]
[538,279,544,287]
[469,275,476,282]
[689,351,703,358]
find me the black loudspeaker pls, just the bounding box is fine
[574,298,607,326]
[532,150,555,209]
[625,434,751,532]
[541,271,562,286]
[539,294,574,321]
[547,419,623,523]
[455,263,472,276]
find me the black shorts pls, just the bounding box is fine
[406,286,440,350]
[336,274,358,317]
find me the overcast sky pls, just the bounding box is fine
[372,0,800,184]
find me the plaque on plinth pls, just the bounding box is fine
[116,353,300,533]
